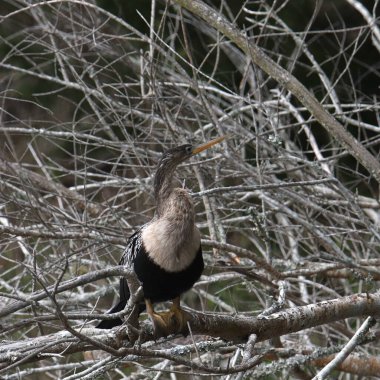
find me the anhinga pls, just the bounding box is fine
[97,136,225,334]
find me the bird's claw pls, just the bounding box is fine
[149,307,189,337]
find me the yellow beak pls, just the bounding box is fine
[192,135,225,155]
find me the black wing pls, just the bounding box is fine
[119,228,143,267]
[118,228,143,307]
[96,228,144,329]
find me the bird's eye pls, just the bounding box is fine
[185,145,193,154]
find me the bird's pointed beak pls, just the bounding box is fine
[192,135,225,155]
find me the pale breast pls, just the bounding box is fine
[141,219,201,272]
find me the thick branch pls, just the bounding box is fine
[186,292,380,342]
[1,292,379,368]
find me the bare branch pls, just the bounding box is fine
[170,0,380,183]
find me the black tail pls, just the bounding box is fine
[96,299,127,329]
[96,277,146,329]
[97,277,131,329]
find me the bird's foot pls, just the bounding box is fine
[145,299,190,337]
[149,311,171,337]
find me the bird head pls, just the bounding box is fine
[154,136,225,202]
[160,135,226,166]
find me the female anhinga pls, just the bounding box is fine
[97,136,225,334]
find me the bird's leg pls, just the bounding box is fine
[145,299,169,337]
[168,297,190,335]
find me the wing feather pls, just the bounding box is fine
[119,227,144,267]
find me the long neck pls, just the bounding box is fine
[144,159,199,272]
[154,159,178,216]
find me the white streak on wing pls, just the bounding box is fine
[119,227,144,267]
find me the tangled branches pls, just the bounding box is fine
[0,0,380,378]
